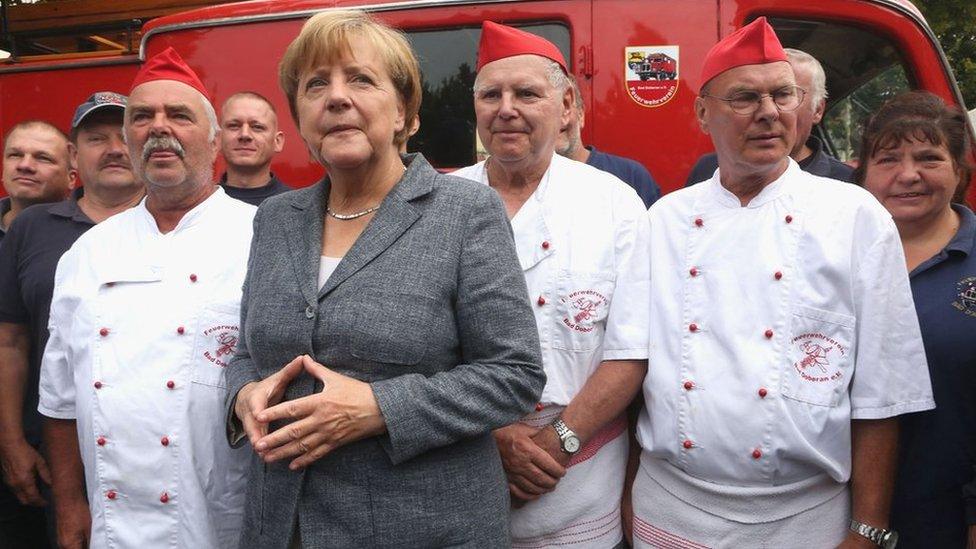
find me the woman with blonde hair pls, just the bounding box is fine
[225,10,544,548]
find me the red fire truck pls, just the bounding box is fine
[629,52,678,81]
[1,0,973,204]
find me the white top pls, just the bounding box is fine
[636,160,934,488]
[454,153,650,404]
[454,153,649,547]
[317,256,342,290]
[38,188,256,549]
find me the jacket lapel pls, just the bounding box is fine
[318,154,434,299]
[284,181,328,307]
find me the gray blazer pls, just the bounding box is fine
[225,154,544,548]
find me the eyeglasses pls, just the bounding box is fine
[701,85,807,115]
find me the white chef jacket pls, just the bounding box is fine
[636,160,934,496]
[38,187,255,549]
[454,153,649,547]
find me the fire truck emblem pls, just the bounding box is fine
[952,276,976,317]
[561,290,609,333]
[625,45,680,108]
[791,333,845,383]
[203,323,239,367]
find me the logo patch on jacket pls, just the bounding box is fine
[561,290,608,333]
[952,276,976,317]
[203,324,239,367]
[791,334,845,383]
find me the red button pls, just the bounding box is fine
[96,437,106,446]
[535,403,544,412]
[177,326,185,335]
[160,492,169,504]
[94,381,103,389]
[764,329,774,339]
[166,380,175,389]
[758,388,768,398]
[694,218,704,227]
[99,328,109,337]
[785,215,793,224]
[682,439,693,449]
[752,448,762,459]
[189,274,198,282]
[683,381,694,390]
[537,296,546,306]
[689,323,698,332]
[689,267,699,277]
[541,241,550,250]
[774,271,783,280]
[106,490,117,500]
[160,436,170,446]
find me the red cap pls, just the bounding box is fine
[477,21,567,73]
[700,17,787,89]
[131,47,208,98]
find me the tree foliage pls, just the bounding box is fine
[914,0,976,108]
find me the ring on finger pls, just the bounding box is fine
[298,440,309,453]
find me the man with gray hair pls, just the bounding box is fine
[38,47,253,548]
[685,47,854,185]
[453,22,649,548]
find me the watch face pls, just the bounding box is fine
[881,531,898,549]
[564,435,581,454]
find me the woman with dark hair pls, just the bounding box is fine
[858,90,976,548]
[224,10,545,548]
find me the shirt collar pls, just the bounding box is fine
[708,157,798,208]
[136,185,225,235]
[48,187,93,225]
[947,203,975,256]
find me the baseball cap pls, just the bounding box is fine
[71,92,127,129]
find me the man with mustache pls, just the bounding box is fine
[629,18,932,548]
[38,48,254,549]
[0,121,72,248]
[218,92,290,206]
[0,119,73,548]
[453,22,649,548]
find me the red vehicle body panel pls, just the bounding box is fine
[1,0,973,205]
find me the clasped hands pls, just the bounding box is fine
[234,355,386,470]
[494,422,571,506]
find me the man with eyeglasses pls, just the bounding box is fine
[684,48,854,186]
[627,18,932,549]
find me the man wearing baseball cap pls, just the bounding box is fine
[0,92,142,548]
[453,21,649,549]
[630,17,933,547]
[39,48,253,548]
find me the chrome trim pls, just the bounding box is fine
[138,0,528,59]
[0,55,139,75]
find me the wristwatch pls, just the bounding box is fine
[551,418,581,455]
[849,519,898,548]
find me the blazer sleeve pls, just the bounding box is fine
[371,185,545,464]
[224,206,266,446]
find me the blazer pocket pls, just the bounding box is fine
[781,305,855,407]
[341,291,435,366]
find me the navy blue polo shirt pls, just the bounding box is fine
[890,204,976,548]
[0,188,93,446]
[585,146,661,207]
[219,173,291,206]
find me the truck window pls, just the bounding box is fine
[767,17,913,162]
[405,24,570,168]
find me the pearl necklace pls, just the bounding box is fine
[326,204,380,220]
